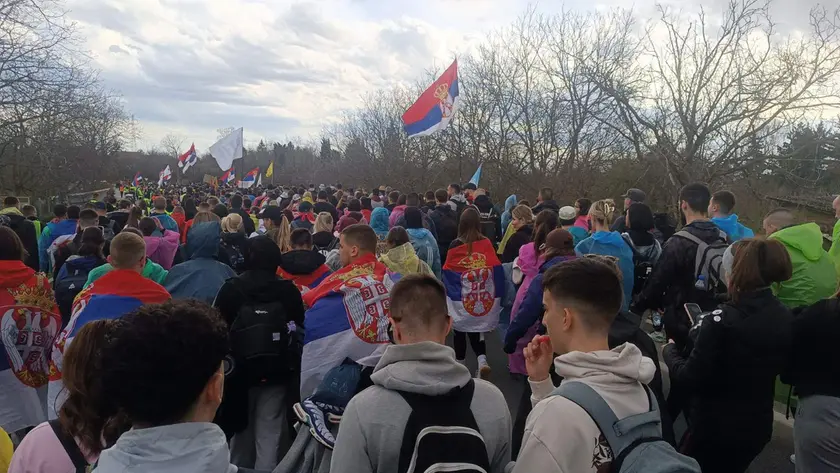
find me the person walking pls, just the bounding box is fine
[379,227,434,276]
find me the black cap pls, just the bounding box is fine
[259,206,285,222]
[464,182,477,191]
[622,188,646,203]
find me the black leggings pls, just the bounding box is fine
[453,331,486,360]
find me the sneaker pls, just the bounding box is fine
[477,359,491,380]
[298,399,336,449]
[328,413,342,424]
[293,402,309,426]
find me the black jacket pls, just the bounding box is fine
[501,225,533,264]
[4,213,38,271]
[532,199,559,215]
[474,195,502,243]
[314,201,339,225]
[663,289,792,450]
[611,215,628,233]
[429,204,458,261]
[220,231,248,273]
[782,298,840,398]
[280,249,326,275]
[107,210,130,234]
[233,209,256,235]
[312,231,338,252]
[633,220,725,344]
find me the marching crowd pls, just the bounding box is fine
[0,180,839,473]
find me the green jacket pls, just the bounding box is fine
[84,258,169,289]
[829,219,840,281]
[770,222,837,309]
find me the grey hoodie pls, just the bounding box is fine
[508,343,657,473]
[94,422,238,473]
[330,341,512,473]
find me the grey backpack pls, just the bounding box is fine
[552,381,700,473]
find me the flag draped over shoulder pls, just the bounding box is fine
[402,59,460,138]
[299,253,395,398]
[442,238,505,333]
[278,265,331,295]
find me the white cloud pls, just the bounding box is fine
[65,0,816,152]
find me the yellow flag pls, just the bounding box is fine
[266,161,274,177]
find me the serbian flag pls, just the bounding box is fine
[178,143,198,172]
[402,59,460,138]
[220,168,236,185]
[442,238,505,333]
[47,269,170,418]
[158,165,172,187]
[299,253,396,398]
[277,264,331,295]
[132,172,143,186]
[239,167,259,189]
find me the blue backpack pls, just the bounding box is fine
[551,381,700,473]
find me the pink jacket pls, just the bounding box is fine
[9,421,98,472]
[144,230,180,270]
[389,205,407,228]
[509,242,544,375]
[574,214,590,231]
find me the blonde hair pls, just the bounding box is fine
[314,212,334,233]
[221,214,243,233]
[109,232,146,269]
[511,205,534,225]
[269,215,292,253]
[588,199,615,227]
[192,211,221,224]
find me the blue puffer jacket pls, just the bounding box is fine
[711,214,755,243]
[407,227,441,279]
[575,231,635,310]
[164,221,236,304]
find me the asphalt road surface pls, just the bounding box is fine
[451,329,796,473]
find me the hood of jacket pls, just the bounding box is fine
[46,218,78,238]
[590,230,627,247]
[94,423,236,473]
[473,195,495,213]
[370,207,391,236]
[144,235,163,255]
[555,342,656,388]
[185,221,221,259]
[683,219,727,243]
[371,341,471,395]
[771,222,825,262]
[221,231,247,247]
[280,249,326,275]
[0,260,35,287]
[540,255,575,273]
[712,214,754,241]
[406,227,434,244]
[0,207,22,216]
[380,243,422,274]
[312,231,336,249]
[518,242,542,278]
[64,255,105,272]
[0,212,29,232]
[504,195,518,213]
[434,204,456,217]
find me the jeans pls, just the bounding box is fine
[453,331,486,360]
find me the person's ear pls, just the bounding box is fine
[203,364,224,406]
[562,307,574,332]
[445,316,453,337]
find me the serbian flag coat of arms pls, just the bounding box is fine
[443,238,505,333]
[298,253,396,398]
[402,59,460,138]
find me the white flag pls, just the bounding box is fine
[209,127,244,171]
[158,165,172,187]
[257,173,262,187]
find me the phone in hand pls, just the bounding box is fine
[684,303,703,325]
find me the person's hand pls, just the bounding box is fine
[524,335,554,382]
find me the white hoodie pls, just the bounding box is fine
[509,343,656,473]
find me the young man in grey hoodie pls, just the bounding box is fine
[510,257,657,473]
[331,274,512,473]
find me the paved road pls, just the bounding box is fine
[452,329,795,473]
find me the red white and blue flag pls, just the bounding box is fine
[132,172,143,187]
[442,238,505,333]
[402,59,460,138]
[278,264,331,295]
[220,168,236,185]
[299,254,396,398]
[178,143,198,173]
[238,167,259,189]
[158,165,172,187]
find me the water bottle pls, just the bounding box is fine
[694,275,706,291]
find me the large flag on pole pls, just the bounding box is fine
[209,128,244,171]
[469,164,482,187]
[239,167,259,189]
[158,165,172,187]
[178,144,198,173]
[402,59,460,138]
[132,172,143,187]
[265,161,274,178]
[220,168,236,186]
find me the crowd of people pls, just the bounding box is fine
[0,179,838,473]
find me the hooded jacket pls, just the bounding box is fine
[38,219,77,272]
[144,229,180,270]
[0,208,38,271]
[575,231,635,310]
[164,221,237,304]
[330,342,512,473]
[149,211,179,233]
[770,223,837,309]
[511,343,656,473]
[711,214,755,242]
[278,249,332,292]
[507,243,543,375]
[663,289,792,462]
[406,227,441,279]
[379,242,433,276]
[500,195,517,232]
[388,205,407,228]
[369,207,390,239]
[94,423,238,473]
[447,193,468,215]
[84,258,168,289]
[531,199,559,215]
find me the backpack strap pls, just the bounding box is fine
[552,381,662,457]
[398,379,476,412]
[620,233,643,261]
[48,419,88,473]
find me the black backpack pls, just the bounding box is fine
[227,279,297,386]
[54,259,96,327]
[479,210,498,245]
[396,380,491,473]
[434,208,458,246]
[620,234,661,297]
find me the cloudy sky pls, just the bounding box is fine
[65,0,816,152]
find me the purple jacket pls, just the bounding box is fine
[508,243,543,375]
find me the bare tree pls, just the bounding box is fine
[160,133,185,158]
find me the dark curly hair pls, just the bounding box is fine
[100,300,229,426]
